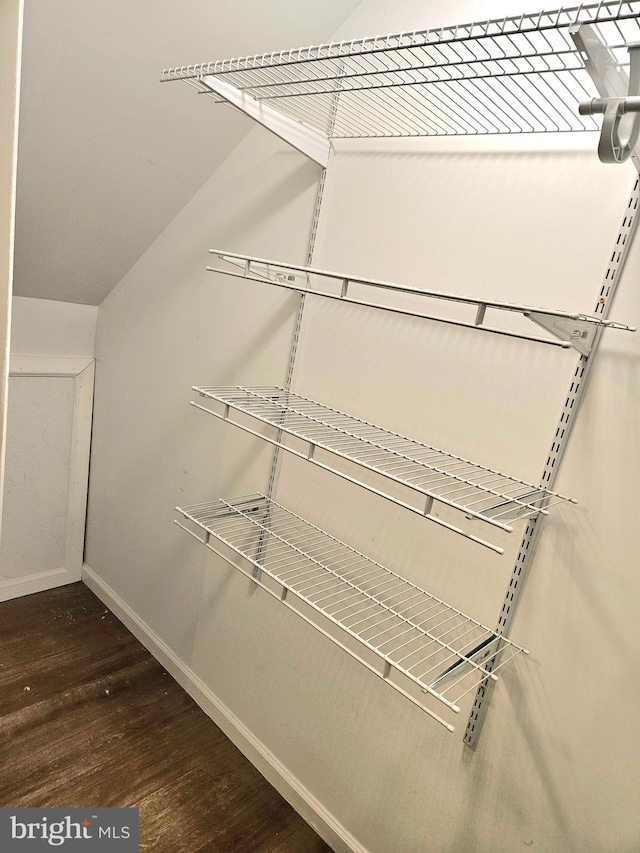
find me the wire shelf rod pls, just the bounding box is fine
[331,585,427,619]
[256,79,544,137]
[181,492,500,631]
[230,47,586,88]
[207,250,635,343]
[217,508,494,672]
[175,494,527,725]
[197,69,596,137]
[222,53,595,100]
[204,385,572,509]
[190,400,508,553]
[217,500,501,692]
[209,36,586,90]
[193,399,534,524]
[161,3,640,139]
[205,264,567,344]
[161,2,640,81]
[196,385,576,515]
[174,518,458,731]
[190,386,576,551]
[221,71,592,137]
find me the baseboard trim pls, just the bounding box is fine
[0,566,80,602]
[81,564,368,853]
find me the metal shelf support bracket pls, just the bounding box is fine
[201,74,330,167]
[525,313,597,355]
[572,24,640,168]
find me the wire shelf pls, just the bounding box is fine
[175,493,528,730]
[191,385,576,553]
[207,249,635,349]
[161,1,640,138]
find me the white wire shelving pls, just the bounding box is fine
[174,493,528,730]
[166,2,640,737]
[191,385,576,554]
[207,249,635,353]
[161,1,640,139]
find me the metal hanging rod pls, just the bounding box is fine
[190,385,577,554]
[161,2,640,139]
[175,493,528,730]
[208,249,635,353]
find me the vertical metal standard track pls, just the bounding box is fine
[255,71,343,578]
[251,168,328,578]
[264,65,343,504]
[265,166,327,501]
[464,175,640,747]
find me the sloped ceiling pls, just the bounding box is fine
[13,0,362,305]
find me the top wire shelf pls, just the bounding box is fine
[161,1,640,138]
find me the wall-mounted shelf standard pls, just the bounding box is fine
[174,494,528,732]
[208,249,635,354]
[191,385,576,554]
[162,1,640,142]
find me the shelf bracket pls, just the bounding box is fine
[524,313,597,355]
[571,24,640,169]
[476,489,552,523]
[427,636,501,692]
[200,74,330,167]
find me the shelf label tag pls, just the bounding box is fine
[274,271,299,284]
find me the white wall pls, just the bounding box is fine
[0,0,23,543]
[272,146,638,853]
[85,3,640,852]
[87,130,320,660]
[11,296,97,358]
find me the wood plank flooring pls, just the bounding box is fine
[0,582,332,853]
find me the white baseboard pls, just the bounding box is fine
[81,564,368,853]
[0,565,80,602]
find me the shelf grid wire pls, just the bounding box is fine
[161,1,640,138]
[175,493,527,725]
[191,386,575,542]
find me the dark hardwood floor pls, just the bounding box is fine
[0,582,332,852]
